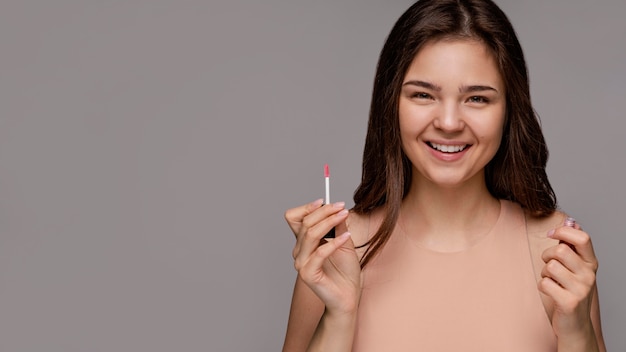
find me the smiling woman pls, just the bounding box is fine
[282,0,606,351]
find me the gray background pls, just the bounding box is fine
[0,0,623,351]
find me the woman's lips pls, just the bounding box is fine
[426,141,472,161]
[427,142,469,153]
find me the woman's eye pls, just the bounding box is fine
[467,96,489,103]
[411,92,432,99]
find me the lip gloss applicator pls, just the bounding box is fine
[323,163,336,238]
[325,163,330,205]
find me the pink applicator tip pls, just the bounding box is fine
[324,164,330,178]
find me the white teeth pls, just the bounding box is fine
[429,143,467,153]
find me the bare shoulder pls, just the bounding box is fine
[336,207,385,259]
[525,208,569,234]
[525,208,567,250]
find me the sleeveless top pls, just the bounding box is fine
[352,200,557,351]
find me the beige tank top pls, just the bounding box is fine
[352,200,557,351]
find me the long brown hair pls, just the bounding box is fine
[352,0,557,268]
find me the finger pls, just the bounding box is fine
[538,276,570,305]
[292,202,347,259]
[285,198,324,234]
[541,245,597,297]
[301,202,346,232]
[541,243,585,273]
[537,275,592,316]
[541,258,578,291]
[317,232,353,259]
[298,209,349,261]
[299,232,352,283]
[547,226,597,265]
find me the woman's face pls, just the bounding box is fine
[398,39,506,189]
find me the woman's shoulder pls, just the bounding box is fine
[524,207,569,238]
[524,207,568,261]
[335,207,385,256]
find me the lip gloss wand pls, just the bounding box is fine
[324,164,335,238]
[325,164,330,205]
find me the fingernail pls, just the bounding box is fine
[339,231,351,239]
[547,229,555,238]
[333,201,345,209]
[337,209,349,217]
[311,198,324,207]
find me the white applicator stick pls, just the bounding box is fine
[323,163,335,238]
[324,163,330,205]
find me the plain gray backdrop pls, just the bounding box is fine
[0,0,624,351]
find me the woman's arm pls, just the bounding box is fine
[306,306,358,352]
[283,260,360,352]
[590,285,607,352]
[282,276,324,351]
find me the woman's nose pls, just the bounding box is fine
[433,102,464,132]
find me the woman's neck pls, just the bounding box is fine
[399,175,501,251]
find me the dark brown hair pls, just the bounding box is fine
[353,0,557,268]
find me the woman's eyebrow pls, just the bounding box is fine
[459,85,499,94]
[402,80,441,91]
[403,80,499,94]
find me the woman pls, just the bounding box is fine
[283,0,605,351]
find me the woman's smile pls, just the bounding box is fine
[425,141,472,162]
[427,142,469,153]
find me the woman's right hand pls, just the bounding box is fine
[285,199,362,316]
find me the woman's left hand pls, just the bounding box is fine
[539,221,599,349]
